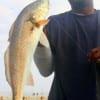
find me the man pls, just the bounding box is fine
[34,0,100,100]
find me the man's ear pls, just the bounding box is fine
[35,19,49,27]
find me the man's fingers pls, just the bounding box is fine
[87,47,100,61]
[93,51,100,59]
[87,52,96,61]
[35,19,49,27]
[90,47,99,54]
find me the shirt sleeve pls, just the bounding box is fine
[34,46,54,77]
[33,16,57,77]
[45,16,59,56]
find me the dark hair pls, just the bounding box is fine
[68,0,93,10]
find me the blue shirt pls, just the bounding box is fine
[45,10,100,100]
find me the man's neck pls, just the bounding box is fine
[72,7,95,15]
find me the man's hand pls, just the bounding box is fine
[87,47,100,63]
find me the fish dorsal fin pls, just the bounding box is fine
[8,23,15,42]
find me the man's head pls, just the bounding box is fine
[68,0,93,11]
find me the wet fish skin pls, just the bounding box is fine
[4,0,49,100]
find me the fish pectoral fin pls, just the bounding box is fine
[35,19,49,27]
[26,71,34,86]
[39,32,50,48]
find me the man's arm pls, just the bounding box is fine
[34,27,54,77]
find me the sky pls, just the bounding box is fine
[0,0,100,95]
